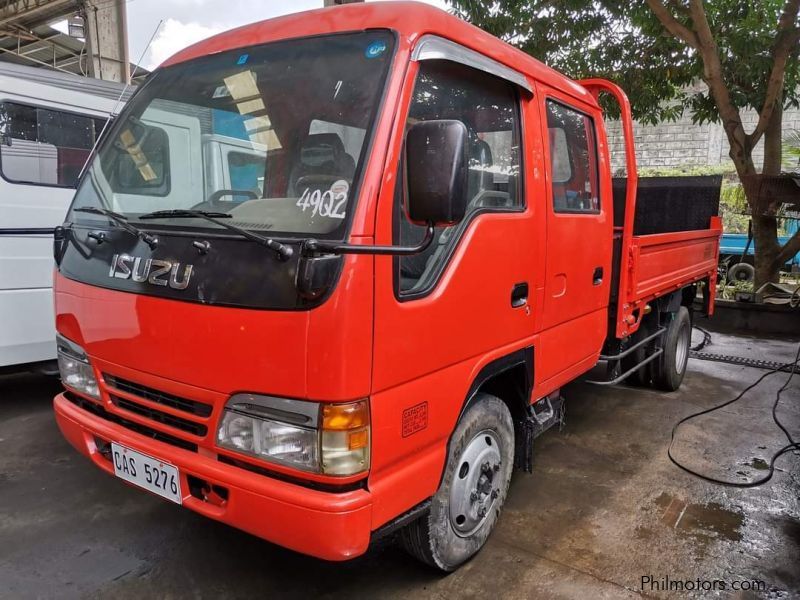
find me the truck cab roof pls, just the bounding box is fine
[162,1,597,109]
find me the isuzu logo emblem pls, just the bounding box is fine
[109,254,193,290]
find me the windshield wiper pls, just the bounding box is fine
[73,207,158,249]
[138,209,293,261]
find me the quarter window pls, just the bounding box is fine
[395,60,522,295]
[0,101,106,187]
[546,100,599,213]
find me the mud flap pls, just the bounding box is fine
[516,391,566,473]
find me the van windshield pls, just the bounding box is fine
[69,31,395,239]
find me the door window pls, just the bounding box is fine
[545,100,599,213]
[395,59,523,295]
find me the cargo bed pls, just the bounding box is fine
[627,222,721,313]
[612,176,723,337]
[580,80,723,339]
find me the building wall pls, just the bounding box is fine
[605,103,800,173]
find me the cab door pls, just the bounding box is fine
[535,85,612,386]
[368,54,539,526]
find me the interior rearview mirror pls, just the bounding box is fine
[405,119,468,226]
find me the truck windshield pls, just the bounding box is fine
[69,31,395,239]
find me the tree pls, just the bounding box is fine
[448,0,800,287]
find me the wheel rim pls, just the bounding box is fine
[675,321,690,374]
[449,429,504,537]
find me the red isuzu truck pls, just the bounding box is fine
[52,2,721,570]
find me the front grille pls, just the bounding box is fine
[110,395,208,437]
[104,375,212,417]
[64,392,198,452]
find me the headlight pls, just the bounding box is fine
[217,410,318,471]
[56,334,99,399]
[216,394,369,476]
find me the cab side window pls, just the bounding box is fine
[546,100,599,213]
[395,60,522,295]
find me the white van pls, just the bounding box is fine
[0,63,130,371]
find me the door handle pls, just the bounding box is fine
[511,282,529,307]
[593,266,604,286]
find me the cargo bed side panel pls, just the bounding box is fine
[627,225,721,306]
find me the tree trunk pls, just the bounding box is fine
[751,214,781,286]
[749,103,784,288]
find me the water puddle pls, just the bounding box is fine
[654,492,744,542]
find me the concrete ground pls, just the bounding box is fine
[0,331,798,599]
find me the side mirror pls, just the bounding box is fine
[299,120,465,258]
[405,119,468,226]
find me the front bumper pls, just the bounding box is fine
[54,392,373,561]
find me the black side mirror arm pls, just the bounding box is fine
[302,222,435,256]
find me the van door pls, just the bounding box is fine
[535,87,612,386]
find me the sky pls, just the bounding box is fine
[121,0,449,72]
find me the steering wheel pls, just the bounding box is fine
[191,189,258,212]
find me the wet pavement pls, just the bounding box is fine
[0,330,798,599]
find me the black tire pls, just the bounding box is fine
[400,393,514,571]
[652,306,691,392]
[727,262,755,283]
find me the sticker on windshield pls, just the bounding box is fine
[365,40,387,59]
[331,179,349,198]
[296,181,348,220]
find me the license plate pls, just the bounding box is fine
[111,443,182,504]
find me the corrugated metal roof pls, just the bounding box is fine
[0,0,78,30]
[0,21,147,81]
[0,22,86,72]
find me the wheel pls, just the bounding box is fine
[652,306,691,391]
[727,262,755,283]
[400,393,514,571]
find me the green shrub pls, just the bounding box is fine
[783,130,800,170]
[719,183,749,234]
[637,165,736,179]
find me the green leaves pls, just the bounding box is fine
[783,129,800,168]
[446,0,800,125]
